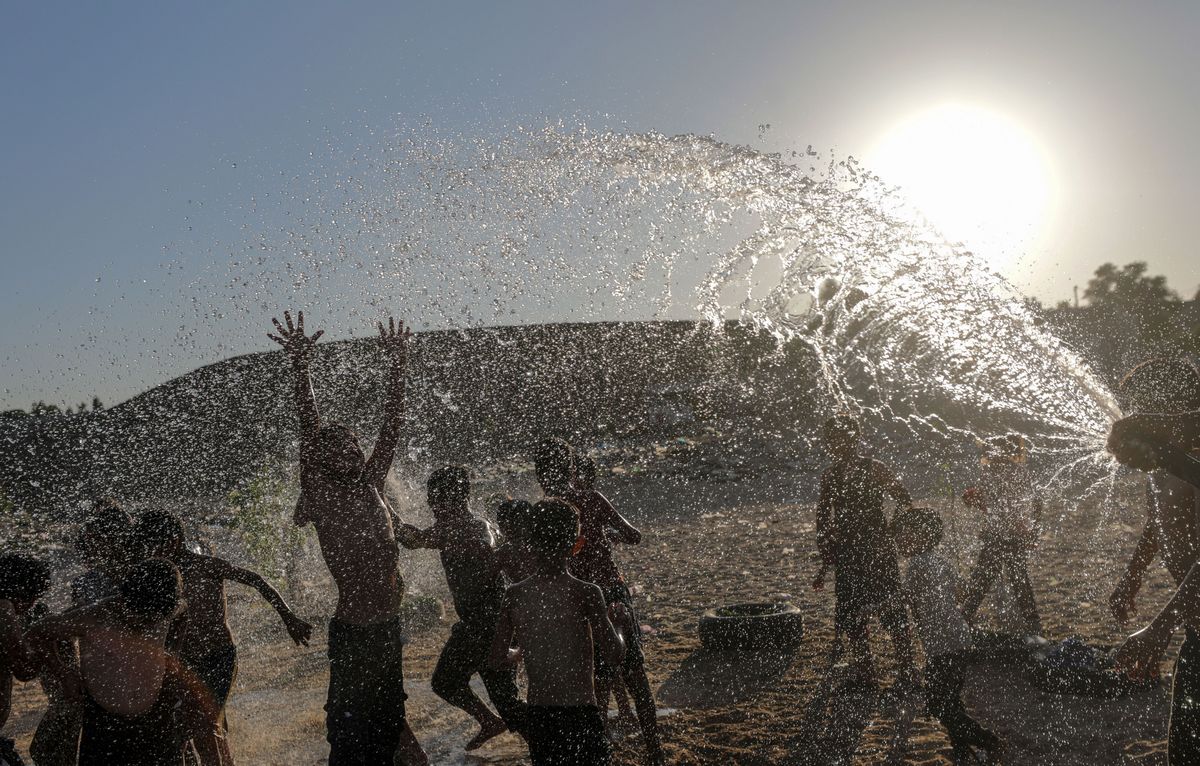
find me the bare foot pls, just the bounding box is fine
[465,717,508,751]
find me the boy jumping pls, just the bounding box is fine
[397,466,520,751]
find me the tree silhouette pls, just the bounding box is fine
[1083,262,1178,313]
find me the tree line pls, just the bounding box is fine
[2,397,105,420]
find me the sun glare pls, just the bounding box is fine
[866,104,1054,272]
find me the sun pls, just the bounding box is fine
[866,103,1055,272]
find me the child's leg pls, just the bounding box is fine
[961,540,1004,622]
[431,623,506,747]
[396,722,430,766]
[843,611,875,680]
[479,664,523,734]
[1169,629,1200,765]
[1002,541,1042,634]
[880,599,916,684]
[616,595,664,764]
[622,660,664,764]
[925,654,1000,753]
[611,675,637,727]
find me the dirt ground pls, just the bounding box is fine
[4,466,1182,765]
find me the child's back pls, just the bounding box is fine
[904,549,972,658]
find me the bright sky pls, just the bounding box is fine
[2,1,1199,409]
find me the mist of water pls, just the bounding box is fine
[199,124,1122,501]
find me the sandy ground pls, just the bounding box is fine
[3,465,1184,765]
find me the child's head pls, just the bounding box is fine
[1118,358,1200,415]
[76,498,135,570]
[823,414,861,459]
[527,499,580,565]
[427,465,470,515]
[574,455,598,490]
[134,509,185,560]
[892,507,944,557]
[496,498,534,542]
[315,423,367,483]
[534,438,574,494]
[0,553,52,613]
[119,558,183,625]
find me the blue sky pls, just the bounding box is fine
[2,1,1198,408]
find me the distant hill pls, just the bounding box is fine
[0,321,819,514]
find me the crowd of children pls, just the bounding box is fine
[1,313,664,766]
[4,311,1200,766]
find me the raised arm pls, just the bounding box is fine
[268,310,325,469]
[363,317,413,489]
[597,492,641,545]
[207,557,312,646]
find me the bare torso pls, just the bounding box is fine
[173,554,234,662]
[301,480,404,625]
[79,607,172,717]
[508,574,598,707]
[1150,470,1200,585]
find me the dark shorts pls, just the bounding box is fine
[523,705,610,766]
[186,644,239,712]
[78,688,183,766]
[595,582,645,678]
[326,617,408,766]
[833,554,906,633]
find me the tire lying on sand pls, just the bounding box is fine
[698,603,804,652]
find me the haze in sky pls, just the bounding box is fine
[2,1,1198,409]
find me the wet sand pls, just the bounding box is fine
[5,469,1180,765]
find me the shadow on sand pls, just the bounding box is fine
[657,647,797,709]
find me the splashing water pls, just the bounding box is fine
[197,123,1122,499]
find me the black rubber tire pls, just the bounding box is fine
[698,602,804,652]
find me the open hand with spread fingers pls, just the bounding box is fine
[377,317,414,364]
[268,310,324,361]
